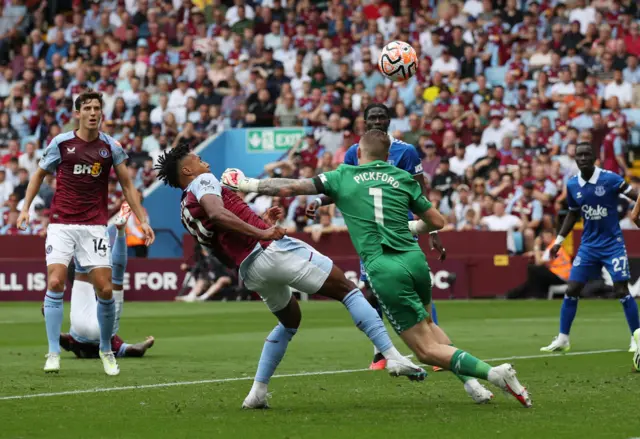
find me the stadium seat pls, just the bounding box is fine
[485,66,508,87]
[548,284,568,300]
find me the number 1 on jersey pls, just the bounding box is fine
[369,187,384,225]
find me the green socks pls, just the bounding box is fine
[450,349,492,380]
[448,345,474,384]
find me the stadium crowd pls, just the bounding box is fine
[0,0,639,255]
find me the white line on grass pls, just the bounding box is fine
[0,348,625,402]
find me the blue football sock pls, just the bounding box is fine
[111,231,127,287]
[431,302,439,325]
[112,290,124,336]
[255,323,297,384]
[559,295,579,335]
[97,297,116,353]
[343,289,393,353]
[620,294,640,334]
[111,230,127,336]
[374,301,384,320]
[44,291,64,354]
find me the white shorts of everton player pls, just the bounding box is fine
[69,280,101,343]
[45,223,111,269]
[240,236,333,313]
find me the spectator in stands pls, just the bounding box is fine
[13,168,29,201]
[0,168,12,206]
[303,208,348,243]
[480,197,524,254]
[506,230,571,299]
[18,142,38,175]
[604,69,634,108]
[274,92,299,127]
[0,0,637,256]
[449,141,472,177]
[0,211,29,235]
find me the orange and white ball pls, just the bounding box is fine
[377,41,418,82]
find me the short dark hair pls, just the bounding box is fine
[75,90,103,111]
[363,103,389,120]
[360,129,391,159]
[155,142,192,188]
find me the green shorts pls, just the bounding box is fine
[365,250,432,334]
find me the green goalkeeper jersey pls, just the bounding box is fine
[315,160,432,264]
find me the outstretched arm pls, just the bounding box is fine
[237,177,321,197]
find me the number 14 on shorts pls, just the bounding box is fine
[93,238,107,255]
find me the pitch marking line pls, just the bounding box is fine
[0,348,625,402]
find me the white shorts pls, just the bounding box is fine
[242,237,333,313]
[46,224,111,269]
[69,280,100,343]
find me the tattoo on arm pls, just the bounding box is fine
[257,178,319,197]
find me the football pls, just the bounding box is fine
[378,41,418,82]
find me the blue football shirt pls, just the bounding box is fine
[566,167,630,249]
[343,136,423,175]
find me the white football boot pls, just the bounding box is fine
[540,335,570,353]
[99,350,120,376]
[464,379,494,404]
[633,329,640,371]
[488,364,532,408]
[44,353,60,373]
[114,202,132,229]
[386,357,427,381]
[629,334,638,353]
[242,392,270,409]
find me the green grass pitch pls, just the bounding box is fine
[1,300,640,439]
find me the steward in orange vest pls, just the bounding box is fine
[506,230,570,299]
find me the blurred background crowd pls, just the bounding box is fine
[0,0,639,257]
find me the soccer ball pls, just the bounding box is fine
[378,41,418,82]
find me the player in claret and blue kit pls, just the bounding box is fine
[307,104,447,371]
[17,90,154,375]
[541,143,640,368]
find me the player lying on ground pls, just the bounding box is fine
[541,142,640,369]
[155,143,426,410]
[52,203,154,359]
[224,130,532,407]
[308,103,446,371]
[17,90,155,376]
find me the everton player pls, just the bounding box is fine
[155,143,426,409]
[307,104,446,371]
[541,143,640,358]
[17,91,155,375]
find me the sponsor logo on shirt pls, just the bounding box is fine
[73,162,103,177]
[582,204,608,221]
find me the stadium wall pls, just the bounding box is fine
[144,128,311,258]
